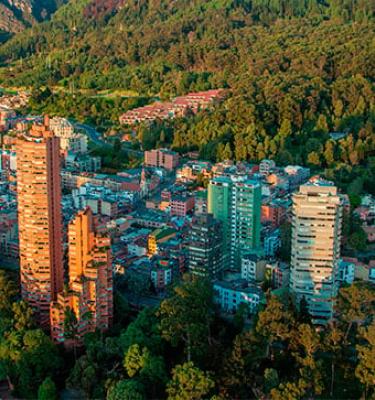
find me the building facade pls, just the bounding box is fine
[16,119,64,327]
[50,207,113,344]
[49,117,88,155]
[208,176,261,269]
[213,279,263,315]
[144,149,179,170]
[188,213,224,278]
[290,180,343,325]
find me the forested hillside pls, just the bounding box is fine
[0,0,375,195]
[0,0,374,90]
[0,0,66,38]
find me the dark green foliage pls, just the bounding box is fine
[38,377,57,400]
[0,2,373,192]
[0,268,373,399]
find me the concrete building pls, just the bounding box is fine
[49,117,88,155]
[290,179,343,325]
[214,279,263,315]
[266,261,290,289]
[148,227,176,255]
[170,195,195,217]
[16,118,64,328]
[50,208,113,345]
[144,148,179,170]
[150,259,173,290]
[65,153,101,172]
[338,259,355,285]
[188,213,224,278]
[259,159,276,176]
[263,228,281,258]
[241,253,267,283]
[208,176,261,269]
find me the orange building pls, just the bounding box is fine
[16,118,64,327]
[50,207,113,345]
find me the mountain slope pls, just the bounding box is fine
[0,0,374,92]
[0,0,66,38]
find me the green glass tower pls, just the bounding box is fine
[207,176,232,266]
[208,176,261,269]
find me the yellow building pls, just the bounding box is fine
[148,227,176,255]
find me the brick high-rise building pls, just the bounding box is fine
[50,207,113,344]
[16,118,63,327]
[290,179,343,325]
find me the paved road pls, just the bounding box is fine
[73,122,106,145]
[73,122,144,158]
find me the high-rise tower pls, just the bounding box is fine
[290,179,342,324]
[188,213,224,278]
[50,207,113,344]
[16,118,63,327]
[208,176,261,269]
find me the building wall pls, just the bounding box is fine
[16,122,64,328]
[50,208,113,344]
[290,182,342,325]
[188,214,224,278]
[208,177,261,269]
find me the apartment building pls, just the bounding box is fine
[16,118,64,327]
[290,179,343,325]
[208,176,262,269]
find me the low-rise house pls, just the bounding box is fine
[259,159,276,177]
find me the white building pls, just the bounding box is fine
[264,229,280,257]
[214,279,263,315]
[241,253,266,283]
[49,117,88,154]
[259,159,276,176]
[338,259,355,285]
[290,179,343,325]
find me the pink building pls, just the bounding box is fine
[170,195,195,217]
[144,149,179,171]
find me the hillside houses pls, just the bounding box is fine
[119,89,226,125]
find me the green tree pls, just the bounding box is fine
[348,230,367,252]
[0,271,17,316]
[220,331,265,398]
[38,377,57,400]
[307,151,321,166]
[107,380,145,400]
[324,140,335,165]
[256,295,294,358]
[323,324,344,398]
[64,306,79,360]
[337,283,375,341]
[264,368,279,393]
[158,274,214,362]
[291,324,324,396]
[124,344,148,378]
[316,114,329,133]
[356,321,375,399]
[166,362,214,400]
